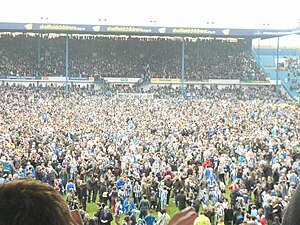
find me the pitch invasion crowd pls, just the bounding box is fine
[0,84,298,225]
[0,34,265,81]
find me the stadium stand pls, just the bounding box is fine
[0,34,265,81]
[1,26,300,225]
[253,47,300,99]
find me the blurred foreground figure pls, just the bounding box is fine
[168,207,197,225]
[0,179,75,225]
[282,185,300,225]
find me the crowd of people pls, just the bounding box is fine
[0,82,298,225]
[0,34,265,81]
[284,56,300,92]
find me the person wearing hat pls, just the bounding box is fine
[249,205,257,218]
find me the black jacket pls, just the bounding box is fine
[224,208,234,222]
[177,192,187,210]
[99,211,113,225]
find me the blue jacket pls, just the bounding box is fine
[123,199,134,215]
[144,215,156,225]
[116,179,125,189]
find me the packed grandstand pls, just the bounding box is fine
[0,21,300,225]
[0,34,266,81]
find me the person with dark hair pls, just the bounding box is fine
[99,179,107,203]
[91,212,98,225]
[163,175,173,206]
[77,179,88,212]
[123,195,134,215]
[253,183,263,209]
[230,185,241,210]
[0,179,74,225]
[122,215,130,225]
[177,189,187,210]
[272,216,281,225]
[233,207,244,225]
[59,167,68,194]
[173,175,183,207]
[139,195,150,219]
[224,204,234,225]
[96,202,104,223]
[144,210,156,225]
[271,198,283,223]
[156,208,170,225]
[66,179,76,193]
[264,199,274,225]
[110,186,119,214]
[87,174,94,203]
[191,194,200,214]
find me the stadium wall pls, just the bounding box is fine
[0,79,280,88]
[253,48,299,56]
[0,79,93,87]
[0,77,142,87]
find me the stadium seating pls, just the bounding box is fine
[0,34,265,81]
[258,55,276,68]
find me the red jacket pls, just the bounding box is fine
[202,160,210,169]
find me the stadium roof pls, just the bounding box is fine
[1,0,299,38]
[0,22,299,39]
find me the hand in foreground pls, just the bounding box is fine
[70,210,83,225]
[168,207,197,225]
